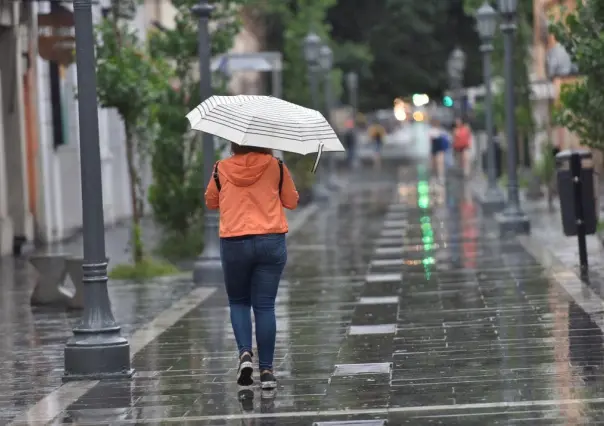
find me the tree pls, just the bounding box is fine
[257,0,342,191]
[147,0,244,259]
[550,0,604,153]
[328,0,483,110]
[95,11,172,264]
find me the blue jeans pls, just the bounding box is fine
[220,233,287,371]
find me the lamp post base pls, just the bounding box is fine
[496,209,531,236]
[63,333,133,382]
[478,186,505,214]
[192,258,223,285]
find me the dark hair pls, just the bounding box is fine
[231,142,273,156]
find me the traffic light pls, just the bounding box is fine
[443,96,453,107]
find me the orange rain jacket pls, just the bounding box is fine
[205,152,299,238]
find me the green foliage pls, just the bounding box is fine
[154,222,204,261]
[95,14,173,264]
[147,0,243,252]
[257,0,340,189]
[109,257,180,281]
[550,0,604,152]
[534,141,557,183]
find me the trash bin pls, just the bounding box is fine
[556,149,597,236]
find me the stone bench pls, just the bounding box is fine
[29,254,84,309]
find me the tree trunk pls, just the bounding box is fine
[125,124,144,264]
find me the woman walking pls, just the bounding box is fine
[453,117,472,178]
[205,143,299,390]
[429,120,448,183]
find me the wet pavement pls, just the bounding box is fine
[5,165,604,425]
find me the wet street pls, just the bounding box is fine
[4,165,604,425]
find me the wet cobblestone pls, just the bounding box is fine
[6,167,604,425]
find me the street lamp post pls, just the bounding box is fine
[319,44,339,189]
[304,31,330,201]
[496,0,530,234]
[476,2,505,212]
[346,71,358,122]
[346,71,359,169]
[192,0,222,284]
[447,48,466,121]
[63,0,132,381]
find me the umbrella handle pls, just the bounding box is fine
[311,143,324,174]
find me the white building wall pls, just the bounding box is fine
[35,1,133,243]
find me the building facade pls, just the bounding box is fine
[0,2,36,255]
[33,0,134,245]
[28,0,263,247]
[532,0,580,155]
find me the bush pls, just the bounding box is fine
[109,257,180,281]
[154,222,204,262]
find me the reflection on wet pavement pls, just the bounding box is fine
[6,165,604,425]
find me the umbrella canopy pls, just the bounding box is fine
[186,95,345,155]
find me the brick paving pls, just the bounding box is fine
[5,167,604,425]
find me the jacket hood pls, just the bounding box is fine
[220,152,273,187]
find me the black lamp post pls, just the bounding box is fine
[346,71,358,121]
[346,71,359,169]
[496,0,530,235]
[319,44,339,189]
[447,48,466,120]
[304,31,330,201]
[63,0,132,381]
[476,2,505,212]
[192,0,223,284]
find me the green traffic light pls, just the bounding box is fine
[443,96,453,107]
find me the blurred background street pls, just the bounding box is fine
[3,0,604,424]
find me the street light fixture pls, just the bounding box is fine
[319,44,333,70]
[63,0,132,381]
[496,0,530,234]
[303,31,330,200]
[303,32,322,72]
[476,2,498,41]
[192,0,223,284]
[498,0,518,18]
[476,1,505,212]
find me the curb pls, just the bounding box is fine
[517,235,604,332]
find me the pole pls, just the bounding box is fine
[348,77,359,170]
[192,0,222,284]
[497,18,530,234]
[324,69,339,189]
[63,0,132,381]
[481,42,504,211]
[309,66,330,200]
[571,152,588,278]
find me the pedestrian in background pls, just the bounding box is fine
[205,143,299,390]
[343,118,357,170]
[368,121,386,170]
[429,119,448,183]
[453,117,472,178]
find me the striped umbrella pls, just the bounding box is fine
[186,95,345,170]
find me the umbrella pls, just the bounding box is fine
[186,95,345,172]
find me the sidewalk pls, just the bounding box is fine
[0,193,314,425]
[7,168,604,424]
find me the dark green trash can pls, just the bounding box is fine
[555,149,597,236]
